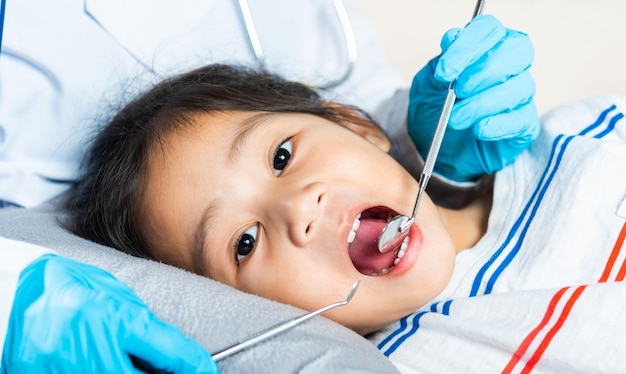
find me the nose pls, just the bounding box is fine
[269,181,326,247]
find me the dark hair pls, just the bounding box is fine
[61,64,379,263]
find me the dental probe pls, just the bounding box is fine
[211,280,360,361]
[377,0,486,253]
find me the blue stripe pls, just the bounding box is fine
[376,104,622,356]
[484,108,623,294]
[442,299,452,315]
[485,134,573,293]
[430,302,440,312]
[594,112,624,138]
[580,105,616,136]
[377,315,409,351]
[470,104,619,296]
[470,135,563,296]
[381,311,428,357]
[0,0,5,51]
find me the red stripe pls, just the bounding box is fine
[520,285,586,374]
[611,223,626,281]
[504,222,625,372]
[502,287,569,374]
[599,222,626,282]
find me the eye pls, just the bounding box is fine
[273,138,292,176]
[235,225,258,265]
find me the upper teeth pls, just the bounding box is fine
[347,213,361,244]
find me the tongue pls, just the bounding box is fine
[348,217,399,274]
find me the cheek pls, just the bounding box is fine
[412,205,457,297]
[236,248,353,312]
[238,271,336,314]
[419,224,456,295]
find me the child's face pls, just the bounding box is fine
[141,110,457,334]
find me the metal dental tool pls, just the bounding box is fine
[211,280,360,361]
[378,0,486,254]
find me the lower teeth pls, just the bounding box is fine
[369,236,409,276]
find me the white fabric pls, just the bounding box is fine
[369,95,626,373]
[0,236,52,351]
[0,0,405,207]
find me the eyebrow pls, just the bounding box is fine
[227,112,276,165]
[191,112,276,276]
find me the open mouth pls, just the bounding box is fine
[347,206,409,276]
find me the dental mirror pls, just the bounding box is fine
[212,280,360,361]
[377,0,486,253]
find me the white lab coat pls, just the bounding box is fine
[0,0,405,207]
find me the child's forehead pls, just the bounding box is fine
[185,110,331,141]
[162,110,357,163]
[167,110,271,146]
[161,111,292,159]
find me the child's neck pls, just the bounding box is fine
[438,193,492,253]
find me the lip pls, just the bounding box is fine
[383,223,422,276]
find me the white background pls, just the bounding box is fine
[355,0,626,115]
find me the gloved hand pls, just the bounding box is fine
[1,254,219,374]
[408,14,540,182]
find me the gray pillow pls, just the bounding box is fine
[0,204,399,373]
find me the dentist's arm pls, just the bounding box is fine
[1,241,218,373]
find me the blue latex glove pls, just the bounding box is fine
[1,254,219,374]
[408,15,540,182]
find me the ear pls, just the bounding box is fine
[326,103,391,153]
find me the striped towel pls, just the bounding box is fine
[369,95,626,373]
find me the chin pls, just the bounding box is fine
[336,313,389,336]
[353,322,385,336]
[326,295,428,337]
